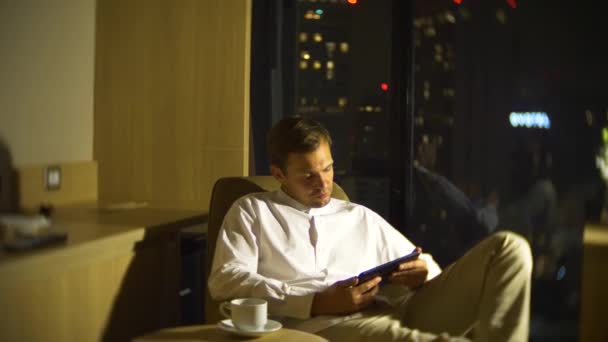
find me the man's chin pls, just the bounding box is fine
[309,198,330,208]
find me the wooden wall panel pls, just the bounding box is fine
[16,161,98,211]
[94,0,251,211]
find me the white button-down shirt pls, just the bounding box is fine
[208,189,441,332]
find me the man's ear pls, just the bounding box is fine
[270,165,286,183]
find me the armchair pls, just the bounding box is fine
[204,176,349,323]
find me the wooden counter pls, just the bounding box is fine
[0,205,206,342]
[580,223,608,341]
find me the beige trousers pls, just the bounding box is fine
[316,231,533,342]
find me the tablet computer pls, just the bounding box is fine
[357,249,421,284]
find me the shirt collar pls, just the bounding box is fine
[276,188,334,215]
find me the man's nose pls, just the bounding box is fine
[318,173,331,189]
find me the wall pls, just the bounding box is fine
[94,0,251,211]
[0,0,95,166]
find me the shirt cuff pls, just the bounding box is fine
[282,292,315,319]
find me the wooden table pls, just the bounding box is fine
[0,204,206,342]
[133,324,328,342]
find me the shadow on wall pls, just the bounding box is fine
[0,137,19,213]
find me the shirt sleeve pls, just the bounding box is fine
[207,198,315,320]
[372,210,442,281]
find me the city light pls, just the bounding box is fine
[453,0,462,4]
[381,83,389,91]
[509,112,551,129]
[347,0,358,4]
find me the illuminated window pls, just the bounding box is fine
[445,11,456,23]
[424,90,430,100]
[434,54,443,63]
[338,97,347,107]
[304,9,321,20]
[424,27,436,37]
[586,110,594,127]
[299,60,308,69]
[496,9,507,24]
[301,51,311,60]
[313,60,322,69]
[299,32,308,42]
[300,97,307,105]
[326,42,336,57]
[326,60,334,70]
[339,42,349,53]
[326,69,334,80]
[313,33,323,42]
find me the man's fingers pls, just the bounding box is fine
[336,276,359,288]
[391,268,428,278]
[398,259,426,271]
[355,283,380,307]
[357,276,381,292]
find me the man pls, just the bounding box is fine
[208,116,532,341]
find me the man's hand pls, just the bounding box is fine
[311,276,381,316]
[388,256,428,289]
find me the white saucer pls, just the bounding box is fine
[218,319,282,337]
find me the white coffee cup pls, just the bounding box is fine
[219,298,268,331]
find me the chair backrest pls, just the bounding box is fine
[204,176,349,323]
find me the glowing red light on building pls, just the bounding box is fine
[347,0,358,4]
[453,0,462,4]
[381,83,389,91]
[506,0,517,8]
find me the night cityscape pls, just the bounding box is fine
[251,0,608,340]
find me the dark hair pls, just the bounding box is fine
[267,116,332,170]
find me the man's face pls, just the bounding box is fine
[271,140,334,208]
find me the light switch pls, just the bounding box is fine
[45,166,61,191]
